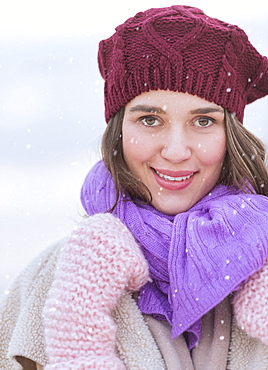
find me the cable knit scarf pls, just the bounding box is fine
[81,160,268,348]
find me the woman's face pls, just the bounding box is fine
[122,90,227,215]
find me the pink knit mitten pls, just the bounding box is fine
[233,257,268,345]
[43,213,149,369]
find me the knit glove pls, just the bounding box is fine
[43,213,149,369]
[233,256,268,345]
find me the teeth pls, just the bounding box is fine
[155,170,193,182]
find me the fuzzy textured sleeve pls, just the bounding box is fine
[0,238,65,369]
[43,213,149,369]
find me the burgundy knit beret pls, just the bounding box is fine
[98,5,268,123]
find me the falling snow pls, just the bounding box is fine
[0,9,268,298]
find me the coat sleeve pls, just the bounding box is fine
[233,256,268,346]
[0,238,66,369]
[43,214,149,369]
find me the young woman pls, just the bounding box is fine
[1,5,268,369]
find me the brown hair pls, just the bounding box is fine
[219,111,268,194]
[101,108,268,210]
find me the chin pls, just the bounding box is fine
[151,198,193,215]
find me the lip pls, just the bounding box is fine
[152,168,196,191]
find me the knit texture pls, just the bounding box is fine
[233,257,268,345]
[1,237,267,369]
[81,160,268,348]
[43,213,149,369]
[98,5,268,123]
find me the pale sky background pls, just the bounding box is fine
[0,0,268,37]
[1,0,268,294]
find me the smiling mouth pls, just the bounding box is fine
[154,170,194,182]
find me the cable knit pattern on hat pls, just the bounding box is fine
[98,5,268,123]
[43,213,149,369]
[233,257,268,346]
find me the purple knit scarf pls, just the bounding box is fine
[81,160,268,348]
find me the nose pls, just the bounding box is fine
[160,125,192,163]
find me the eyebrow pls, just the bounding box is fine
[128,105,166,114]
[128,105,224,115]
[190,107,224,114]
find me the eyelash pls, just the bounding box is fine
[138,115,217,127]
[193,117,216,127]
[138,115,161,126]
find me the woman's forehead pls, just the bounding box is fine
[125,90,224,113]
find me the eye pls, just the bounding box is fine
[193,116,216,127]
[139,115,161,126]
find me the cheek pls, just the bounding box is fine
[122,130,146,166]
[122,125,158,166]
[197,134,226,166]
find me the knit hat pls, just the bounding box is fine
[98,5,268,123]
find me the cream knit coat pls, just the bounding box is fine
[0,213,267,369]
